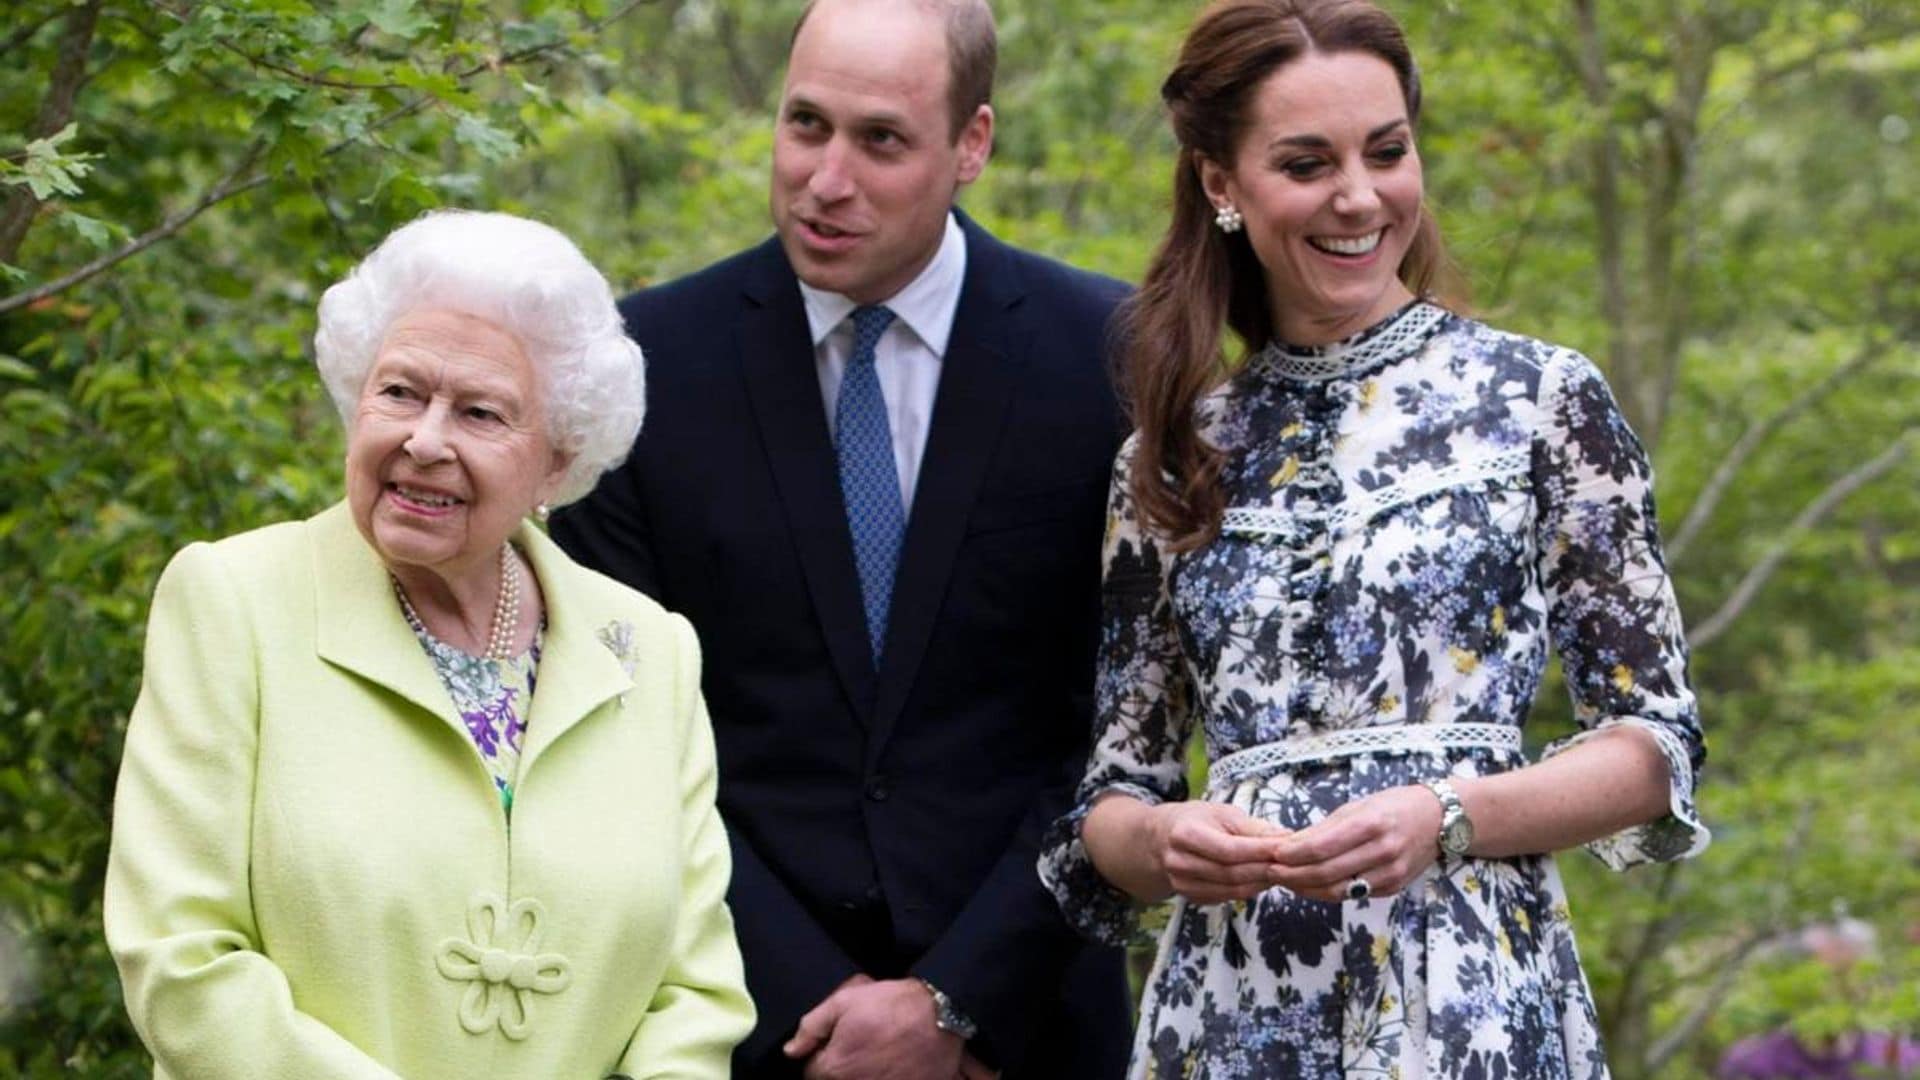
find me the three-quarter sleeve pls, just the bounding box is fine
[1038,435,1199,945]
[614,616,755,1077]
[1531,349,1710,869]
[104,543,402,1079]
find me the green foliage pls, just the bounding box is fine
[3,0,1916,1075]
[0,125,98,202]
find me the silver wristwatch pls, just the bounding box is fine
[917,978,979,1041]
[1421,777,1475,856]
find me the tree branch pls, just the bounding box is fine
[213,38,412,92]
[713,4,770,109]
[0,0,662,318]
[1746,23,1920,93]
[1603,859,1683,1054]
[0,140,270,318]
[1570,0,1638,425]
[1635,8,1718,451]
[1642,805,1815,1073]
[0,0,104,266]
[1688,428,1918,650]
[1644,929,1768,1072]
[0,7,63,63]
[1668,338,1894,562]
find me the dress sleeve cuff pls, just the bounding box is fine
[1036,782,1163,947]
[1541,716,1711,870]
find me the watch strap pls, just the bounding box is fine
[1421,777,1472,855]
[916,977,978,1041]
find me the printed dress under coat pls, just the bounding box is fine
[1038,302,1709,1080]
[405,616,541,816]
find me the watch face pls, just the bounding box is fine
[1442,815,1475,854]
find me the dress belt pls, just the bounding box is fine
[1206,722,1521,794]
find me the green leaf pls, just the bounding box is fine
[1,123,99,201]
[363,0,434,40]
[453,114,520,163]
[59,212,124,251]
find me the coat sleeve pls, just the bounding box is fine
[1532,348,1711,869]
[553,442,867,1069]
[614,615,756,1077]
[103,543,401,1079]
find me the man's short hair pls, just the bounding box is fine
[791,0,996,140]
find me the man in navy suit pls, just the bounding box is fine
[552,1,1131,1076]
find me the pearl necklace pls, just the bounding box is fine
[392,544,523,661]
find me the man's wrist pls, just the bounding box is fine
[915,977,979,1041]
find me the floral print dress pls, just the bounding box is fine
[407,617,542,816]
[1037,301,1709,1079]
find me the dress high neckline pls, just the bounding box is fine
[1256,299,1448,382]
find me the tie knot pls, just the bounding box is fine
[848,306,896,361]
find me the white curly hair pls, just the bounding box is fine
[313,209,644,507]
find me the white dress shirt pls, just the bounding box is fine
[800,212,966,510]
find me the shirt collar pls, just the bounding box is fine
[799,212,967,356]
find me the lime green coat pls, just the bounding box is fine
[105,503,753,1079]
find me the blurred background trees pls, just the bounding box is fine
[3,0,1915,1075]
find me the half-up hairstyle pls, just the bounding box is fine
[1121,0,1453,551]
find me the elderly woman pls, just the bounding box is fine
[1039,1,1709,1077]
[104,210,754,1078]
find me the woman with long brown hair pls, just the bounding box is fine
[1037,1,1708,1075]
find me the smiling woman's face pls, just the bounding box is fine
[1201,49,1424,346]
[345,308,569,584]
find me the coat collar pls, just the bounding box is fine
[309,503,633,773]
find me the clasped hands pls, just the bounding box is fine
[1150,784,1445,904]
[784,974,999,1080]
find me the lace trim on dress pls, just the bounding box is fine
[1206,722,1522,795]
[1256,301,1449,382]
[1220,448,1531,539]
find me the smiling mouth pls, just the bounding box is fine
[389,483,463,509]
[1309,229,1384,256]
[802,217,862,241]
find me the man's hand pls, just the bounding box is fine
[783,976,966,1080]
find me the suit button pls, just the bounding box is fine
[865,779,890,802]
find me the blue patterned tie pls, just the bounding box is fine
[835,305,905,665]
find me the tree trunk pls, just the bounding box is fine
[0,0,103,266]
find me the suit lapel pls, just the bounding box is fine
[868,217,1026,765]
[737,240,882,723]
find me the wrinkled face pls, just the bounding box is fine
[1201,50,1424,345]
[770,0,993,304]
[345,308,570,583]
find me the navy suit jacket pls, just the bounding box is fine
[552,212,1131,1076]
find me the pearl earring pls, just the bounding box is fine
[535,503,551,523]
[1214,203,1244,234]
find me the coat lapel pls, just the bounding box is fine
[868,216,1026,765]
[309,502,632,777]
[515,525,636,777]
[310,502,465,738]
[737,239,882,723]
